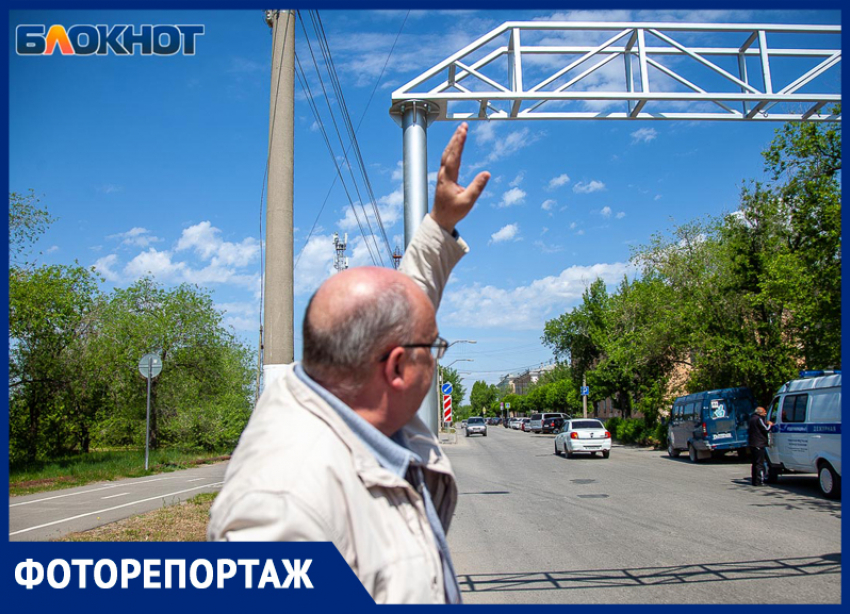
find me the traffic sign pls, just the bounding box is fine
[441,382,453,395]
[138,353,162,379]
[581,386,590,396]
[443,394,452,423]
[506,402,511,409]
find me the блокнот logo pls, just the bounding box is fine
[16,24,204,56]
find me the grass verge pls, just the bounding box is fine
[57,493,217,542]
[10,449,230,497]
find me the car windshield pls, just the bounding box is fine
[571,420,604,430]
[468,418,484,424]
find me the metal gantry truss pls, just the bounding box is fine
[392,21,841,122]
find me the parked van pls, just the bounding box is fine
[765,371,841,499]
[667,387,756,463]
[529,412,569,434]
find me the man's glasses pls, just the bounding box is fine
[380,336,449,362]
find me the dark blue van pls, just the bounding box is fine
[667,387,756,463]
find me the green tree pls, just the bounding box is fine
[9,264,103,462]
[438,366,465,413]
[9,190,54,268]
[94,278,254,450]
[469,380,497,413]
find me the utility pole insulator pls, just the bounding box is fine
[392,245,403,269]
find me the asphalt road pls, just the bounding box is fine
[9,462,227,541]
[445,425,841,604]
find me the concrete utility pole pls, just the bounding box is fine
[263,10,296,385]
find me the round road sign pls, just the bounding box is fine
[138,353,163,379]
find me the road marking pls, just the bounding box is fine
[10,476,184,508]
[186,478,207,483]
[101,493,130,500]
[10,482,224,537]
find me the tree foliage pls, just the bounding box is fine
[542,113,841,413]
[8,196,254,465]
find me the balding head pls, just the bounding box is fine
[302,267,435,397]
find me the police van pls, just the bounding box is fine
[667,387,756,463]
[765,371,841,499]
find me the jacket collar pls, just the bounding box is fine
[282,363,454,489]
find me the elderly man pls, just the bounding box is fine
[208,123,489,604]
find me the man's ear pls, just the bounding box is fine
[382,347,408,391]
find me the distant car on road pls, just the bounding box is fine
[466,416,488,437]
[519,418,532,432]
[555,419,612,458]
[509,418,522,430]
[529,412,569,434]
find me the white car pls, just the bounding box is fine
[555,419,612,458]
[509,418,522,430]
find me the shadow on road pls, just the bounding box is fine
[729,478,842,518]
[458,553,841,594]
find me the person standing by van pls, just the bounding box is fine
[748,406,773,486]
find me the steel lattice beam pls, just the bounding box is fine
[391,21,841,122]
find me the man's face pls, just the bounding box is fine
[402,290,439,415]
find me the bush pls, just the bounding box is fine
[605,417,666,447]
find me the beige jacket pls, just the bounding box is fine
[207,215,468,604]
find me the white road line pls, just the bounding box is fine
[10,482,224,537]
[186,478,208,483]
[101,493,130,500]
[10,475,185,508]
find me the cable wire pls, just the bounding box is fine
[294,9,409,269]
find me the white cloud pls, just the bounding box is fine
[631,127,658,143]
[109,227,162,248]
[46,245,59,254]
[654,194,663,201]
[573,180,606,194]
[473,122,497,145]
[541,199,556,211]
[616,211,626,219]
[94,254,121,282]
[509,171,525,187]
[176,221,260,267]
[96,221,262,292]
[490,223,520,244]
[96,184,122,194]
[600,206,612,218]
[497,187,526,208]
[569,222,577,230]
[218,301,261,333]
[124,248,186,281]
[294,233,337,296]
[548,174,570,189]
[443,261,633,329]
[471,128,543,169]
[534,240,563,254]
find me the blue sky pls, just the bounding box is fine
[8,8,841,400]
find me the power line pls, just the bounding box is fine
[296,11,385,266]
[293,52,380,266]
[295,10,410,270]
[310,11,394,261]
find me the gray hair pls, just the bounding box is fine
[302,281,415,396]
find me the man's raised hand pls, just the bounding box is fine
[431,122,490,233]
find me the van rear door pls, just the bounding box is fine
[703,399,736,443]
